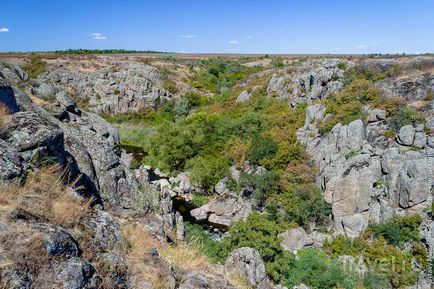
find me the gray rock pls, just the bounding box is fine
[377,73,434,101]
[0,77,19,113]
[43,226,80,258]
[179,271,235,289]
[397,125,415,146]
[215,178,228,195]
[0,139,26,186]
[267,59,347,106]
[79,210,124,252]
[279,227,309,252]
[172,172,192,193]
[340,213,369,239]
[191,190,252,227]
[236,90,252,103]
[413,131,427,148]
[35,83,57,99]
[292,285,311,289]
[368,108,386,122]
[54,258,101,289]
[224,247,270,289]
[55,91,78,113]
[38,63,172,115]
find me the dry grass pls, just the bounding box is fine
[0,165,92,227]
[0,102,11,130]
[161,242,214,272]
[121,223,251,288]
[121,223,173,288]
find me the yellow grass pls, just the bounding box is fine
[0,165,91,227]
[0,102,11,129]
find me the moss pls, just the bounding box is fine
[384,130,396,139]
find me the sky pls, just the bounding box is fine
[0,0,433,54]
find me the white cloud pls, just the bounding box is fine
[0,28,10,33]
[356,44,366,49]
[371,42,379,46]
[91,32,107,40]
[229,40,239,44]
[179,34,196,39]
[333,47,341,51]
[245,35,252,39]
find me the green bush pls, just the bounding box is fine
[219,212,292,283]
[247,135,278,166]
[272,188,331,227]
[238,170,278,207]
[318,78,381,134]
[390,107,425,129]
[284,249,355,289]
[186,154,228,193]
[184,222,221,262]
[22,55,47,79]
[190,58,260,93]
[368,214,422,247]
[145,124,201,172]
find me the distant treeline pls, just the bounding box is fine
[53,49,168,54]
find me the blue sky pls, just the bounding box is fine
[0,0,433,54]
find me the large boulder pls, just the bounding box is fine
[224,247,270,289]
[0,139,26,186]
[179,271,235,289]
[279,227,310,252]
[190,190,252,227]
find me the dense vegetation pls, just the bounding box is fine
[107,58,428,289]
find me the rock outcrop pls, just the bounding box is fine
[267,59,347,107]
[35,63,172,115]
[190,190,252,227]
[224,247,271,289]
[297,105,433,238]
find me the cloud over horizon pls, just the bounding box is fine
[0,28,10,33]
[179,34,196,39]
[91,32,107,40]
[229,40,239,44]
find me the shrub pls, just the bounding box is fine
[318,79,381,134]
[367,214,422,247]
[390,107,424,129]
[145,124,199,172]
[238,170,278,207]
[384,130,396,139]
[284,249,355,289]
[186,154,228,193]
[271,59,285,68]
[163,79,179,94]
[272,188,331,227]
[22,55,47,78]
[219,212,292,283]
[247,135,278,166]
[184,222,221,262]
[224,138,250,168]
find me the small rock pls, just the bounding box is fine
[236,91,252,103]
[367,108,386,122]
